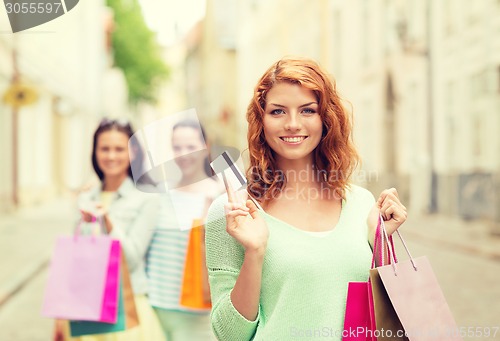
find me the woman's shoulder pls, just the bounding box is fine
[346,184,376,203]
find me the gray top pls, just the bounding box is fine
[78,177,160,295]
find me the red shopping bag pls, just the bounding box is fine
[41,221,121,323]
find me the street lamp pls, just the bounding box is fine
[2,42,38,208]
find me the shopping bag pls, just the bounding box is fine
[343,282,377,341]
[69,251,139,336]
[343,215,388,341]
[370,219,462,341]
[100,239,121,323]
[120,250,139,329]
[180,218,212,310]
[70,279,126,336]
[42,223,121,322]
[369,269,407,341]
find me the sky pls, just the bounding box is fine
[138,0,206,46]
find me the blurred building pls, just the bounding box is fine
[188,0,500,226]
[345,0,500,221]
[183,0,240,149]
[0,1,128,212]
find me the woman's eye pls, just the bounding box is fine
[302,108,316,114]
[270,109,285,115]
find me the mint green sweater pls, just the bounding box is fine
[205,185,375,341]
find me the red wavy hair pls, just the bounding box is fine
[246,57,360,204]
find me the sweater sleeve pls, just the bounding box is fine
[205,195,260,341]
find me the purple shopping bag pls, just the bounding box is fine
[41,226,121,323]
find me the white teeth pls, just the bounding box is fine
[282,136,305,143]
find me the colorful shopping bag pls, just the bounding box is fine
[69,251,139,336]
[370,219,462,341]
[343,281,377,341]
[41,225,121,322]
[343,215,388,341]
[180,219,212,310]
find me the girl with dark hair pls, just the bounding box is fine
[55,118,165,341]
[146,119,222,341]
[205,57,408,340]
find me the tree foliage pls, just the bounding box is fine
[106,0,169,104]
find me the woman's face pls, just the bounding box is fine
[263,82,323,165]
[172,126,207,177]
[95,129,131,179]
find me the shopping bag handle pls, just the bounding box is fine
[371,214,397,268]
[73,216,106,238]
[380,218,418,275]
[371,215,385,268]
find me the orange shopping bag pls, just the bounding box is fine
[180,217,212,310]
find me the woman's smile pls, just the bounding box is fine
[279,136,308,144]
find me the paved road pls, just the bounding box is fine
[0,268,54,341]
[0,223,499,340]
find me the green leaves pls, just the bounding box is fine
[106,0,169,104]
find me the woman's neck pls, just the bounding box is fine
[103,174,128,192]
[276,158,321,190]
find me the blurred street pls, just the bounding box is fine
[0,1,499,340]
[0,198,76,341]
[0,198,499,341]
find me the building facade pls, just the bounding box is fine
[179,0,500,224]
[0,0,124,212]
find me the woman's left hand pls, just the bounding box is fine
[368,188,407,236]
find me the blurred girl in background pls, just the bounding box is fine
[54,118,165,341]
[147,119,222,341]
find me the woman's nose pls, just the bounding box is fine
[284,112,302,131]
[107,151,117,160]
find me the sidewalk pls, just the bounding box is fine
[0,198,77,306]
[401,213,500,262]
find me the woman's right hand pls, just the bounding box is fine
[80,202,104,222]
[224,191,269,254]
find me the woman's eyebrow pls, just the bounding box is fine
[299,102,318,108]
[268,101,318,108]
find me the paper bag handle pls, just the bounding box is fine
[380,217,418,274]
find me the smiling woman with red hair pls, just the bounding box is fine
[205,57,408,341]
[246,58,360,204]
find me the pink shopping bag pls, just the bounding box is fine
[41,227,121,323]
[371,219,461,341]
[343,215,397,341]
[100,239,121,323]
